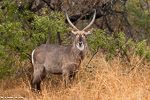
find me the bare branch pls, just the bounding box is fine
[41,0,55,11]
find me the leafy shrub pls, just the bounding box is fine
[88,29,150,62]
[88,29,125,59]
[135,40,150,61]
[127,0,150,40]
[30,10,69,45]
[0,7,69,78]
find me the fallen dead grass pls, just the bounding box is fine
[0,52,150,100]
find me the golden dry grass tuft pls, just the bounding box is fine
[0,53,150,100]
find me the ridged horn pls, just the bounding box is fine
[66,11,79,30]
[82,9,96,31]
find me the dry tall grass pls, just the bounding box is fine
[0,52,150,100]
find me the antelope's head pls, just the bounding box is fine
[66,10,96,51]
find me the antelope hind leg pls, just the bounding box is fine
[31,66,46,91]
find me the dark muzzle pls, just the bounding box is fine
[79,41,82,46]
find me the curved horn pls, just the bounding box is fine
[82,9,96,31]
[66,11,79,30]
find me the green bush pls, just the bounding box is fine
[127,0,150,40]
[88,29,150,62]
[135,40,150,61]
[88,29,125,59]
[0,7,69,78]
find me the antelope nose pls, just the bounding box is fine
[79,41,82,46]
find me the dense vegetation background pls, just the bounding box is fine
[0,0,150,99]
[0,0,149,82]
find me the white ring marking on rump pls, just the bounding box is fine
[32,49,35,65]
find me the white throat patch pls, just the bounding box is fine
[76,43,84,51]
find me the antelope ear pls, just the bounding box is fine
[84,28,93,35]
[70,27,77,35]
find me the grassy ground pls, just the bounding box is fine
[0,52,150,100]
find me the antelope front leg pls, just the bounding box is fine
[62,70,70,87]
[69,72,76,85]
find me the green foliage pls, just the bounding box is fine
[31,10,69,44]
[121,39,150,62]
[88,29,125,56]
[127,0,150,40]
[135,40,150,61]
[88,29,150,62]
[121,39,134,55]
[0,6,69,78]
[135,40,147,56]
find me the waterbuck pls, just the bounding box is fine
[31,10,96,91]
